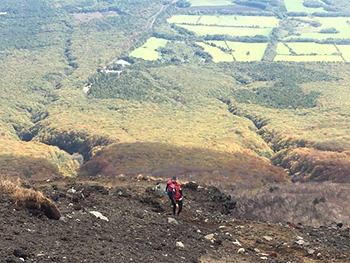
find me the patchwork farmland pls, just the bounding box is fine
[130,9,350,63]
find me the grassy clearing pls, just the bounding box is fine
[337,45,350,62]
[188,0,235,6]
[276,43,291,55]
[130,37,168,61]
[177,24,271,36]
[287,43,338,55]
[284,0,325,13]
[225,41,267,61]
[274,55,344,62]
[197,42,233,62]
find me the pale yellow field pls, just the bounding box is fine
[177,24,271,36]
[336,45,350,62]
[226,41,267,61]
[276,43,291,55]
[197,42,233,62]
[274,54,344,62]
[287,43,338,55]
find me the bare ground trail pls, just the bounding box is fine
[1,176,350,263]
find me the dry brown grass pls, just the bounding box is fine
[0,175,61,219]
[233,182,350,227]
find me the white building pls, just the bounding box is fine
[116,59,131,68]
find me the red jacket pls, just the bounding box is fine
[174,183,182,201]
[167,180,176,192]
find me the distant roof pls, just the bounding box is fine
[116,59,130,65]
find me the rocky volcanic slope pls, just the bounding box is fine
[1,176,350,263]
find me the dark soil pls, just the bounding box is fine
[1,176,350,263]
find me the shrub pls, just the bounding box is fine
[0,175,61,219]
[232,85,321,109]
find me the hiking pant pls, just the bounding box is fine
[168,192,176,207]
[173,200,183,216]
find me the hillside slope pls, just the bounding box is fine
[1,0,350,186]
[1,175,350,263]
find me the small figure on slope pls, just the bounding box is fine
[166,176,183,219]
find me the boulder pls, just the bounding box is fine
[168,217,179,225]
[176,242,184,248]
[232,240,242,247]
[308,249,315,255]
[89,211,109,222]
[295,239,305,246]
[13,249,29,259]
[155,182,167,197]
[237,248,245,254]
[137,174,144,180]
[184,181,199,190]
[263,236,273,242]
[204,234,215,241]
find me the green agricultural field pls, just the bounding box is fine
[177,24,271,36]
[199,15,279,27]
[286,17,350,41]
[225,41,268,61]
[284,0,325,13]
[167,15,201,24]
[167,15,279,28]
[210,41,229,49]
[287,43,338,55]
[317,17,350,39]
[197,42,233,62]
[276,43,291,55]
[130,37,168,61]
[274,54,343,62]
[188,0,235,6]
[337,45,350,62]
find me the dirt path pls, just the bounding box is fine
[145,0,176,30]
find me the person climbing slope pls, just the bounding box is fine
[165,176,183,218]
[173,180,183,219]
[166,176,177,207]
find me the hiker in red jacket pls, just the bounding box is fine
[166,176,183,218]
